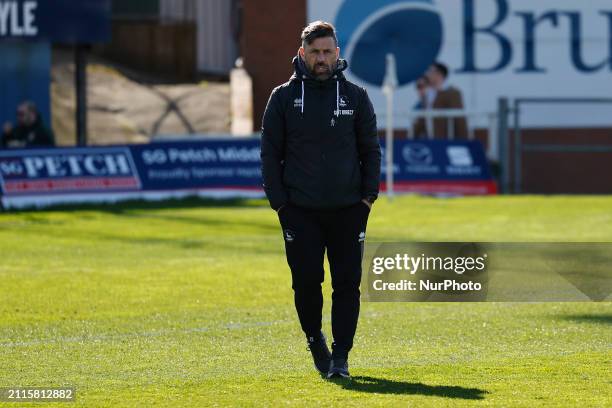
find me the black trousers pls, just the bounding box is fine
[277,201,370,354]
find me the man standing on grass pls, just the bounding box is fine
[260,21,381,378]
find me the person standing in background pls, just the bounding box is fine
[412,62,468,139]
[412,76,430,138]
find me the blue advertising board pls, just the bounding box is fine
[0,0,111,43]
[382,139,497,195]
[130,140,262,191]
[0,139,496,208]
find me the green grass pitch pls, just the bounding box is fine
[0,195,610,407]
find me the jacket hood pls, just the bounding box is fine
[289,54,349,117]
[290,54,348,82]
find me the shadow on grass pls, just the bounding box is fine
[560,314,612,325]
[4,197,268,214]
[330,376,488,400]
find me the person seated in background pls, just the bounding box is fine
[412,62,468,139]
[1,101,55,148]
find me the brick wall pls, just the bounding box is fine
[513,128,612,194]
[240,0,306,132]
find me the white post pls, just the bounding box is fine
[382,53,398,200]
[230,58,254,136]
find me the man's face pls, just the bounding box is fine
[416,77,429,97]
[16,104,35,126]
[425,65,443,88]
[299,36,339,81]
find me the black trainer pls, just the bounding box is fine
[327,346,350,379]
[306,332,332,375]
[327,357,350,378]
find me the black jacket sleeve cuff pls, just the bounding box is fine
[362,194,378,204]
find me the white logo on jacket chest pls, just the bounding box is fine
[335,95,353,116]
[339,95,349,107]
[294,98,302,108]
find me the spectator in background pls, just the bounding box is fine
[412,76,429,138]
[412,62,468,139]
[413,76,429,111]
[1,101,55,148]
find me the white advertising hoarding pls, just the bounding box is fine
[307,0,612,128]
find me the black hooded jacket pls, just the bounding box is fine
[260,55,381,210]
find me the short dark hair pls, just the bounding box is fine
[301,21,337,46]
[432,62,449,78]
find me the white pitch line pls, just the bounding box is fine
[0,319,294,348]
[0,311,389,348]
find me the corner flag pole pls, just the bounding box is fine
[382,53,398,200]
